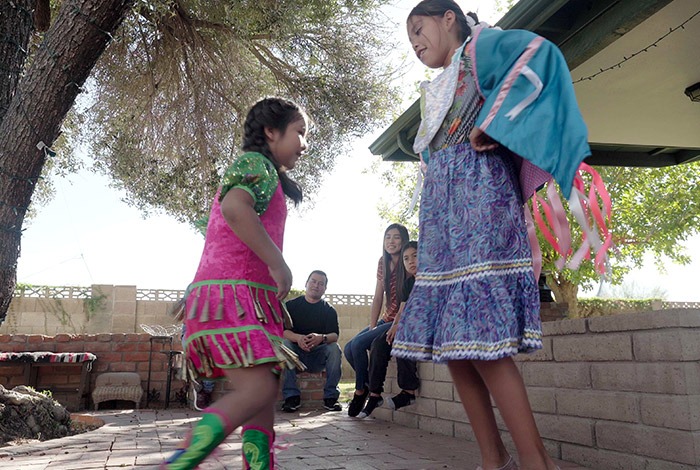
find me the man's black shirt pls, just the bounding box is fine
[285,296,339,336]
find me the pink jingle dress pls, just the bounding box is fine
[183,152,300,380]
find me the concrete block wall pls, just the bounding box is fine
[0,285,177,335]
[372,309,700,469]
[0,333,185,411]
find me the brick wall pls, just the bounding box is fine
[0,287,569,411]
[0,333,184,411]
[372,309,700,469]
[274,371,327,407]
[0,286,376,379]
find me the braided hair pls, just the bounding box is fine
[242,97,305,205]
[408,0,479,43]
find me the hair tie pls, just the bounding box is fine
[466,13,495,30]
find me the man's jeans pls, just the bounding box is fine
[282,339,342,400]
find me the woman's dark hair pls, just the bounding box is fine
[408,0,479,43]
[396,240,418,301]
[242,97,306,205]
[382,223,410,301]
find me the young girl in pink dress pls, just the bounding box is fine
[162,97,308,470]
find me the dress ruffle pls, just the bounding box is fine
[392,266,542,362]
[392,143,542,364]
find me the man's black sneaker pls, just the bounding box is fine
[357,395,383,419]
[282,395,301,412]
[386,390,416,410]
[195,389,213,410]
[347,388,369,417]
[323,398,342,412]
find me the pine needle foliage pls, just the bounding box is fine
[81,0,400,225]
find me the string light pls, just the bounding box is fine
[0,225,24,234]
[1,35,28,55]
[0,171,41,185]
[0,64,23,74]
[70,1,117,40]
[8,1,32,18]
[0,200,29,213]
[574,9,700,84]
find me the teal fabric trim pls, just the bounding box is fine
[473,28,590,199]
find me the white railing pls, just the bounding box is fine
[659,301,700,309]
[13,285,92,299]
[324,294,374,306]
[136,289,186,301]
[134,290,373,305]
[12,286,699,311]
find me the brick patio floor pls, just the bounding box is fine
[0,408,589,470]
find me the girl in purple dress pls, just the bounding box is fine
[162,98,308,470]
[392,2,569,469]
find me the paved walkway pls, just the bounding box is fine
[0,408,588,470]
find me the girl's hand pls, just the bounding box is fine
[469,126,499,151]
[386,323,398,345]
[269,262,292,300]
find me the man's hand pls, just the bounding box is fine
[295,333,311,352]
[386,323,398,345]
[303,333,324,349]
[297,333,322,351]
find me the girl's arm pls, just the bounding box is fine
[220,188,292,300]
[386,302,405,344]
[369,277,384,329]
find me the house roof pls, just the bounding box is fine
[369,0,700,167]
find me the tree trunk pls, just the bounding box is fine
[547,272,580,318]
[0,0,135,324]
[0,0,36,123]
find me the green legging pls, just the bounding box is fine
[162,407,233,470]
[242,425,274,470]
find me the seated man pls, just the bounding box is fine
[282,270,342,412]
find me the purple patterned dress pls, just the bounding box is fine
[183,152,296,380]
[392,49,542,363]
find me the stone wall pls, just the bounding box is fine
[372,309,700,469]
